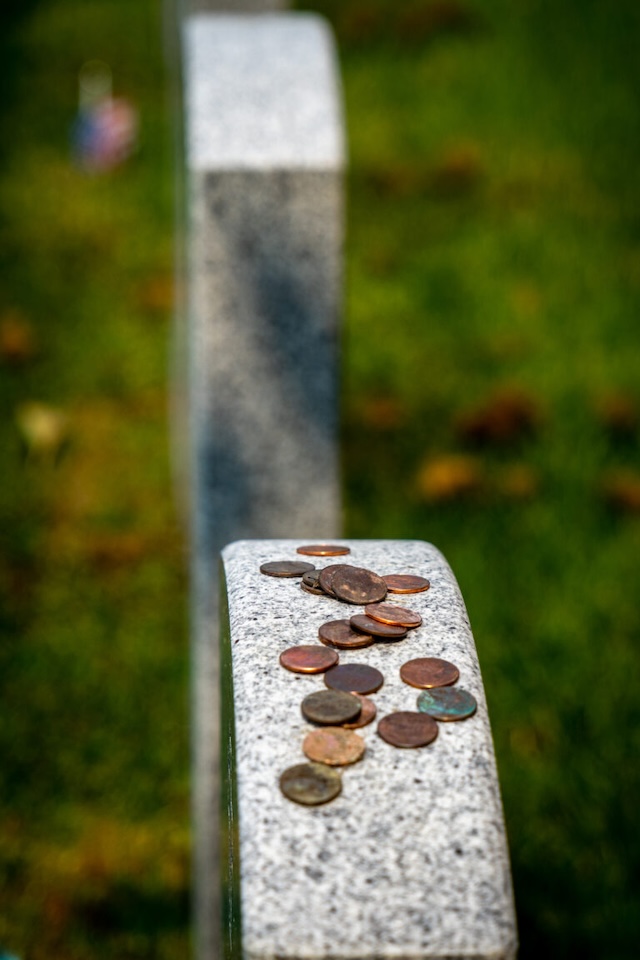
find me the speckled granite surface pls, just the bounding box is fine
[221,539,517,960]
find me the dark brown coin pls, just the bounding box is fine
[331,566,388,605]
[377,711,439,748]
[343,694,377,729]
[400,657,459,689]
[324,663,384,695]
[417,687,477,721]
[382,574,431,594]
[350,614,407,641]
[279,762,342,806]
[297,544,351,557]
[301,569,326,596]
[318,619,374,650]
[364,602,422,628]
[301,689,362,726]
[303,727,365,766]
[318,563,353,597]
[279,645,339,674]
[260,560,315,578]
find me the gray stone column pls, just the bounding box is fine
[220,539,518,960]
[183,14,345,958]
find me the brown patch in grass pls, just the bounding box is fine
[0,309,38,364]
[431,143,484,197]
[416,454,484,501]
[594,393,638,440]
[455,386,541,447]
[600,470,640,513]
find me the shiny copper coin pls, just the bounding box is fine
[318,619,374,650]
[301,689,362,726]
[303,727,365,766]
[279,762,342,806]
[343,694,377,729]
[364,602,422,628]
[417,686,477,721]
[331,566,387,605]
[260,560,315,578]
[400,657,459,689]
[377,711,439,748]
[382,574,431,594]
[318,563,353,597]
[279,645,339,674]
[324,663,384,695]
[350,614,407,641]
[297,544,351,557]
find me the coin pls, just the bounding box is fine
[364,602,422,628]
[377,711,439,748]
[400,657,459,689]
[279,645,339,674]
[279,762,342,805]
[382,574,431,594]
[417,687,477,721]
[301,689,362,726]
[318,563,352,597]
[318,619,374,650]
[350,614,407,641]
[260,560,315,578]
[297,544,351,557]
[343,694,377,729]
[324,663,384,695]
[331,566,387,605]
[301,569,326,596]
[303,727,366,766]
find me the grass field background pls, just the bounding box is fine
[0,0,639,956]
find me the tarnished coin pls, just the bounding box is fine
[364,602,422,628]
[324,663,384,695]
[279,762,342,806]
[260,560,315,578]
[301,689,362,726]
[318,563,353,597]
[343,694,377,729]
[382,574,431,594]
[279,645,339,674]
[377,711,439,748]
[350,614,407,641]
[400,657,459,689]
[417,687,477,721]
[318,619,374,650]
[331,566,388,605]
[297,544,351,557]
[301,569,326,596]
[303,727,366,766]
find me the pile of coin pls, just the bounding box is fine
[258,544,477,806]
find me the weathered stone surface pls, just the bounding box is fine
[221,539,517,960]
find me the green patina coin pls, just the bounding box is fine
[417,686,477,721]
[279,762,342,805]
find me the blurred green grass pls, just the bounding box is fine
[0,0,639,956]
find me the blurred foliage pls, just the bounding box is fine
[1,0,639,956]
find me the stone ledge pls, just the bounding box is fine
[220,539,517,960]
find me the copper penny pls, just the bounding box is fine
[260,560,315,578]
[383,574,431,594]
[377,711,439,748]
[279,762,342,805]
[364,602,422,628]
[331,566,388,605]
[279,645,339,674]
[301,689,362,726]
[400,657,459,689]
[318,563,353,597]
[297,544,351,557]
[417,687,477,721]
[303,727,366,766]
[318,619,374,650]
[350,614,407,641]
[301,569,326,596]
[324,663,384,695]
[343,694,377,729]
